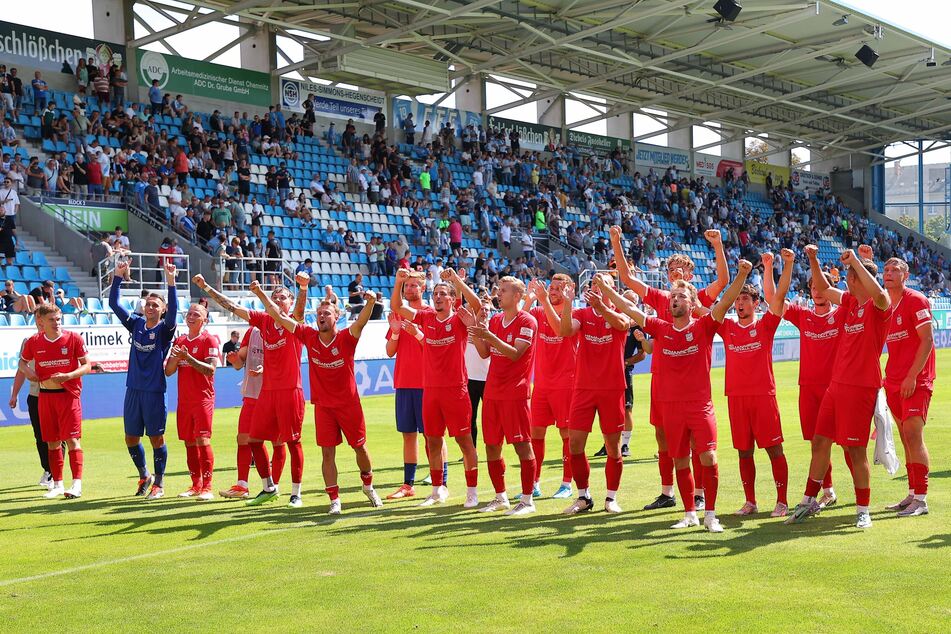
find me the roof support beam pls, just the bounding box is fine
[129,0,261,48]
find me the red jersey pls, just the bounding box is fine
[573,306,627,391]
[20,331,88,397]
[414,310,468,388]
[830,292,893,389]
[643,314,719,403]
[485,310,537,399]
[248,310,303,391]
[644,284,715,323]
[885,287,936,390]
[717,311,781,396]
[173,331,219,402]
[784,304,845,386]
[295,326,359,408]
[529,306,578,390]
[386,306,433,390]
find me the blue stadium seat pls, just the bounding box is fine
[8,314,26,327]
[53,267,71,283]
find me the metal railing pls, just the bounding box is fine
[216,255,295,295]
[578,267,665,291]
[97,251,191,299]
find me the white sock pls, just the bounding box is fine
[621,431,632,445]
[497,492,509,503]
[363,483,375,492]
[914,494,926,501]
[263,477,276,492]
[704,510,716,520]
[53,480,63,489]
[823,487,834,496]
[801,495,815,505]
[661,485,674,497]
[606,489,618,500]
[237,480,248,488]
[520,493,534,505]
[291,482,302,496]
[857,505,869,514]
[71,479,82,490]
[695,488,705,497]
[685,510,698,520]
[578,487,590,498]
[467,486,477,496]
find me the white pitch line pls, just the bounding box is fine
[0,510,376,588]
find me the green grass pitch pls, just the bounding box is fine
[0,353,949,632]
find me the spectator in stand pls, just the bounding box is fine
[111,63,127,109]
[1,279,34,313]
[93,71,110,105]
[223,237,243,290]
[40,102,56,140]
[86,153,104,197]
[323,228,344,253]
[222,331,240,367]
[294,258,319,288]
[1,119,17,148]
[8,68,23,117]
[148,80,162,115]
[402,113,415,145]
[31,71,49,111]
[500,220,512,253]
[0,176,20,232]
[347,273,365,316]
[448,216,463,256]
[26,157,45,194]
[264,230,282,286]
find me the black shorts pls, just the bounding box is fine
[264,261,280,272]
[624,372,634,410]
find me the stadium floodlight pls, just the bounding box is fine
[833,15,849,26]
[713,0,742,22]
[924,48,937,67]
[855,44,879,68]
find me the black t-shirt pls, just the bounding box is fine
[197,218,215,242]
[237,167,251,191]
[276,169,290,189]
[264,172,277,190]
[265,238,281,259]
[348,280,364,305]
[624,326,644,375]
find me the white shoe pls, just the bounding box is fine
[64,484,82,499]
[287,494,303,508]
[463,490,479,508]
[38,471,52,489]
[364,487,383,508]
[196,489,214,501]
[328,498,342,515]
[43,484,65,499]
[505,500,536,516]
[704,515,724,533]
[604,499,622,514]
[480,495,511,513]
[856,511,872,529]
[418,486,448,507]
[671,513,700,529]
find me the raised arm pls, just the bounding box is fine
[109,260,133,326]
[349,291,376,339]
[711,259,751,323]
[385,312,401,358]
[761,252,776,304]
[805,244,843,305]
[769,249,795,316]
[193,273,251,322]
[529,280,564,334]
[250,280,297,332]
[610,226,648,297]
[163,260,179,331]
[585,283,631,331]
[391,268,417,320]
[292,272,309,322]
[703,229,728,300]
[593,275,646,327]
[443,268,480,311]
[845,246,890,312]
[557,284,581,336]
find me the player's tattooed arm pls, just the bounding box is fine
[761,252,776,304]
[292,272,309,322]
[192,274,251,321]
[249,280,297,332]
[391,269,417,320]
[769,249,795,317]
[593,274,646,328]
[704,229,729,300]
[804,245,843,305]
[843,247,890,311]
[609,225,648,297]
[712,259,752,323]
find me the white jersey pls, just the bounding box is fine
[241,327,264,399]
[464,339,490,382]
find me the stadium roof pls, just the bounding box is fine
[139,0,951,160]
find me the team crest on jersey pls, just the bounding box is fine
[857,308,865,318]
[685,332,694,342]
[507,334,513,342]
[149,332,156,340]
[750,329,757,337]
[60,347,67,354]
[827,315,835,324]
[896,316,902,326]
[192,347,198,353]
[331,347,339,355]
[445,323,451,332]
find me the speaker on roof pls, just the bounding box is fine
[855,44,879,68]
[713,0,742,22]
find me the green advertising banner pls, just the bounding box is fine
[0,20,125,75]
[41,200,128,232]
[136,49,272,108]
[566,129,631,154]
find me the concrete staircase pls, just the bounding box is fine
[16,227,101,299]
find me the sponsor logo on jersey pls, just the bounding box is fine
[519,327,534,338]
[844,322,865,335]
[804,329,840,341]
[663,344,700,357]
[538,333,564,344]
[727,342,762,353]
[584,333,615,345]
[314,358,345,370]
[915,308,930,321]
[425,335,456,347]
[264,339,287,351]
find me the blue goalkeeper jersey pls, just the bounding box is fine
[110,276,178,392]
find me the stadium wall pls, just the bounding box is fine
[3,325,950,426]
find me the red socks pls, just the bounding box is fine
[464,468,478,488]
[67,448,83,480]
[48,448,64,482]
[855,487,871,507]
[186,444,201,489]
[287,440,304,484]
[561,437,573,483]
[739,455,756,504]
[703,464,719,512]
[769,454,788,505]
[804,477,823,498]
[249,442,271,479]
[360,471,373,487]
[519,458,536,496]
[197,444,214,489]
[821,463,833,489]
[326,485,339,500]
[676,467,695,512]
[430,468,444,487]
[605,456,623,492]
[236,444,252,483]
[657,450,674,487]
[570,453,590,490]
[691,451,703,490]
[908,463,929,495]
[531,438,545,482]
[487,458,506,494]
[271,444,287,484]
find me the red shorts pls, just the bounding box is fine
[315,401,366,448]
[530,388,571,428]
[250,388,305,443]
[38,390,82,442]
[814,382,877,447]
[567,389,625,435]
[798,383,828,440]
[660,400,717,459]
[423,385,472,438]
[727,395,783,451]
[884,384,932,425]
[176,398,214,442]
[483,398,531,445]
[649,381,662,428]
[237,397,257,435]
